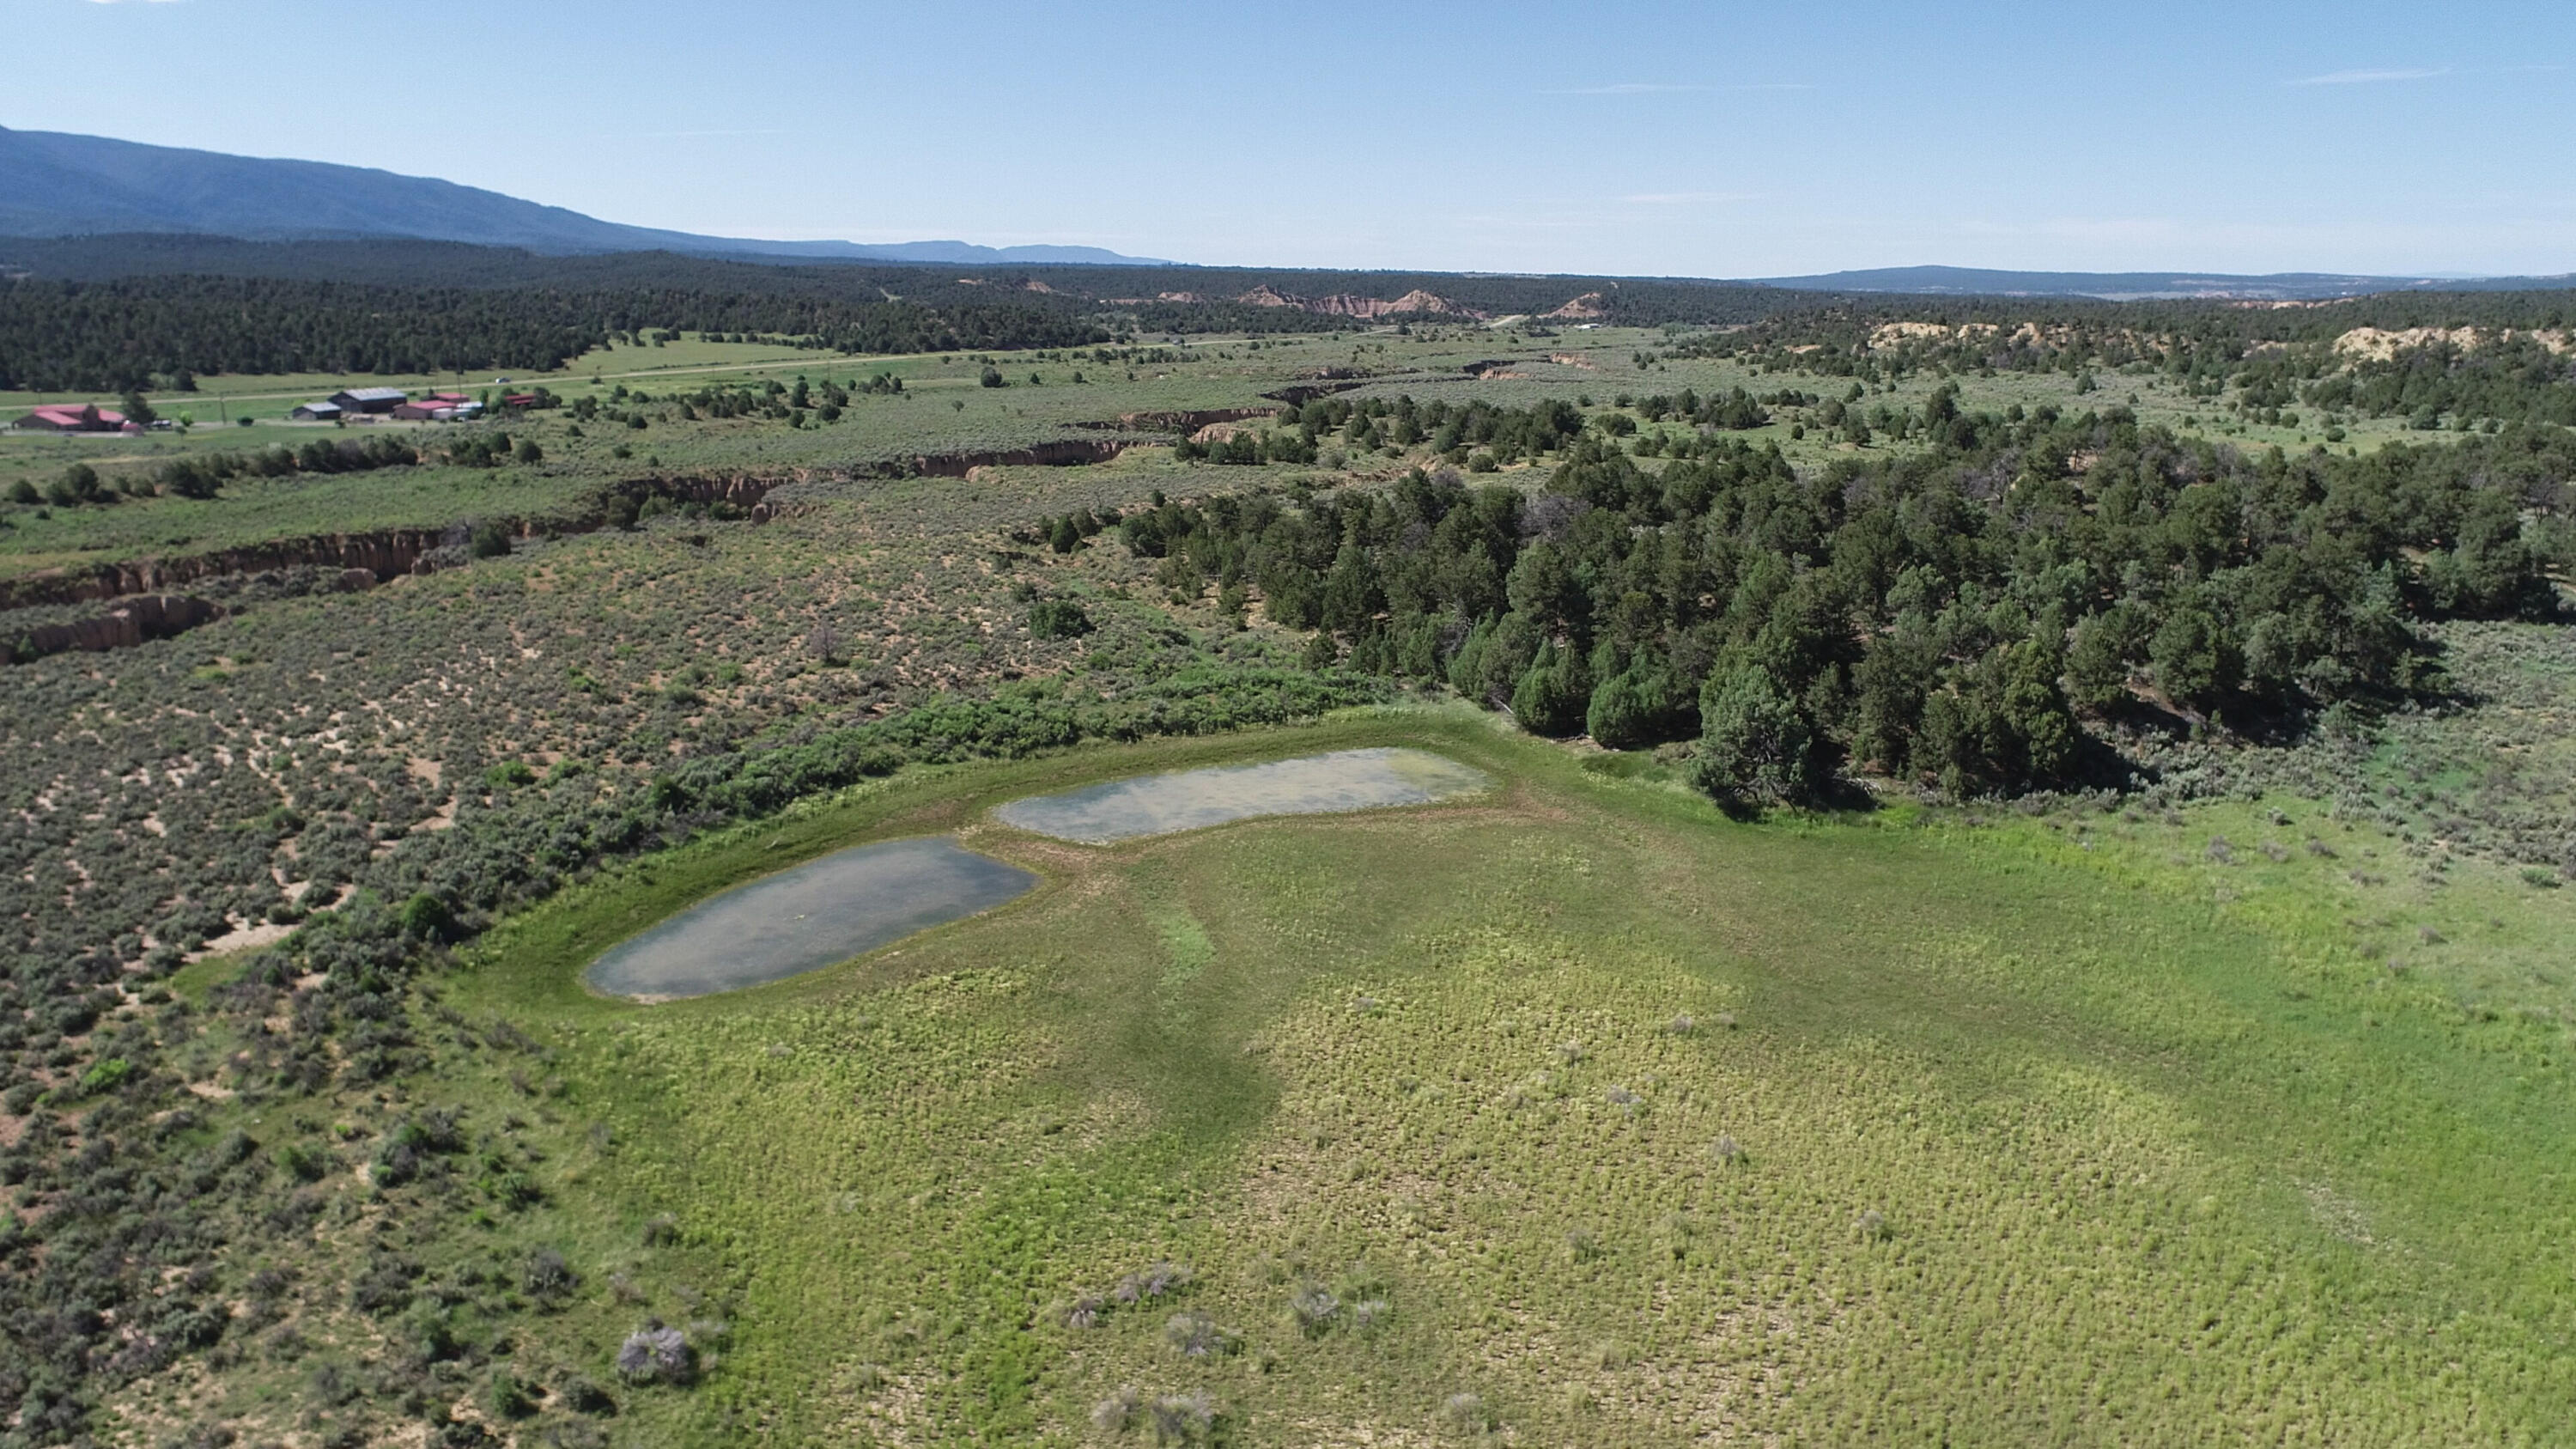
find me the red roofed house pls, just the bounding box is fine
[392,392,479,421]
[16,403,128,433]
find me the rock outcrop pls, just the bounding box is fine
[1,529,452,609]
[1076,406,1281,434]
[1312,289,1460,319]
[1233,286,1476,320]
[1,475,787,609]
[897,440,1130,477]
[12,595,224,661]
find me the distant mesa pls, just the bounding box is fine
[1234,285,1473,319]
[1749,265,2574,301]
[1545,291,1608,319]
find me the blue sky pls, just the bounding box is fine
[21,0,2576,277]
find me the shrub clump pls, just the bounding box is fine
[1289,1282,1340,1336]
[614,1322,694,1385]
[1147,1390,1215,1445]
[1290,1265,1388,1339]
[1091,1385,1142,1433]
[558,1374,616,1415]
[522,1246,579,1303]
[1162,1310,1237,1360]
[486,1370,538,1420]
[1438,1391,1493,1434]
[1114,1260,1193,1306]
[1028,599,1092,640]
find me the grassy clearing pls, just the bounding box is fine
[0,331,1359,572]
[15,294,2569,1448]
[0,323,2436,582]
[0,463,604,578]
[325,710,2576,1446]
[0,337,832,419]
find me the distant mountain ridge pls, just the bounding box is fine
[8,127,2566,293]
[0,125,1170,265]
[1751,265,2573,301]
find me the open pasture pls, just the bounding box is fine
[0,317,2441,594]
[0,336,832,423]
[293,711,2576,1446]
[8,289,2569,1448]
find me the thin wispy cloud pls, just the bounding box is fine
[1452,212,1613,230]
[1620,191,1759,204]
[1540,82,1809,95]
[1544,83,1702,95]
[2289,66,2448,86]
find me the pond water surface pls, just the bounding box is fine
[992,746,1489,844]
[586,837,1036,1001]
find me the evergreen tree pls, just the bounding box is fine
[1510,641,1593,737]
[1690,664,1816,805]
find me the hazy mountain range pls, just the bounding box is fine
[1749,265,2576,301]
[6,125,2568,296]
[0,125,1170,266]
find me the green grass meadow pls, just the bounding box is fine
[340,709,2576,1446]
[3,323,2431,592]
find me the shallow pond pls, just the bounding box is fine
[586,837,1036,1001]
[991,746,1489,844]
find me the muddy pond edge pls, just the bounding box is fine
[454,706,1567,1020]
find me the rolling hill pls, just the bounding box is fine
[10,126,2565,300]
[1752,264,2573,300]
[0,125,1170,265]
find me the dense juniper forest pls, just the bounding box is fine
[1112,392,2569,800]
[0,240,1820,391]
[1692,291,2576,430]
[4,253,2576,1445]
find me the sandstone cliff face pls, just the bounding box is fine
[1310,289,1461,319]
[1232,286,1476,319]
[605,474,788,523]
[13,594,225,661]
[3,473,818,661]
[900,440,1129,477]
[3,530,450,609]
[1,476,787,609]
[1084,406,1280,434]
